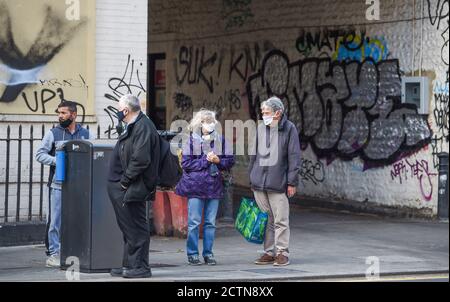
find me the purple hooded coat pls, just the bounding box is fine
[175,132,235,199]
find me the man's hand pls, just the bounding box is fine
[287,185,297,198]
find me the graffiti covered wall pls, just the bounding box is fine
[153,0,448,215]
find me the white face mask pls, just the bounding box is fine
[262,115,274,126]
[202,122,216,133]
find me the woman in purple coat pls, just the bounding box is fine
[175,109,235,266]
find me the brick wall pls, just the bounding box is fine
[95,0,148,132]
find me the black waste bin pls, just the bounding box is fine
[60,140,123,273]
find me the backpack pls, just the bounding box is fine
[157,134,182,188]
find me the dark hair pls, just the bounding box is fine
[57,100,77,113]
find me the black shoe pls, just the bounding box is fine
[188,255,202,266]
[122,267,152,279]
[204,255,217,266]
[110,267,127,277]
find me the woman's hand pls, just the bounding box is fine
[206,152,214,162]
[212,155,220,164]
[207,152,221,164]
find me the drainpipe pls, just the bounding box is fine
[437,153,449,220]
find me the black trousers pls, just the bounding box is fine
[107,181,150,270]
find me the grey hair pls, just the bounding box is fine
[188,109,217,131]
[261,96,284,113]
[119,94,141,112]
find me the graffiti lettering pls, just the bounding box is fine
[21,87,86,123]
[434,93,449,139]
[391,158,438,201]
[22,89,58,114]
[201,89,242,120]
[295,29,388,62]
[247,49,432,166]
[172,88,242,122]
[431,83,449,169]
[390,160,408,184]
[174,43,268,94]
[104,55,146,135]
[175,46,217,93]
[39,74,88,89]
[295,28,341,56]
[427,0,449,79]
[229,44,262,82]
[105,54,146,103]
[299,158,325,185]
[171,93,193,123]
[215,89,242,112]
[296,29,365,57]
[174,93,193,113]
[431,135,447,168]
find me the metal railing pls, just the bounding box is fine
[0,124,118,224]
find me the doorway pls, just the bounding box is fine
[148,53,166,130]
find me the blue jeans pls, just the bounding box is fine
[48,188,61,256]
[186,198,219,258]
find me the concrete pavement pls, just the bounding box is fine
[0,205,448,282]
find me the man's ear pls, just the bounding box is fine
[275,110,282,119]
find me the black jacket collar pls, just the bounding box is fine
[118,112,144,141]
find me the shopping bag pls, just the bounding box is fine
[235,197,268,244]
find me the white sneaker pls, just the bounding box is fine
[46,254,60,268]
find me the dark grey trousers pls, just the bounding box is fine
[107,181,150,270]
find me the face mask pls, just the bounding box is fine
[116,110,127,122]
[202,134,212,141]
[59,118,73,128]
[202,122,216,133]
[262,115,273,126]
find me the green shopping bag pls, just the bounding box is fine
[235,197,268,244]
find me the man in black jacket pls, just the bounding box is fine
[107,94,160,278]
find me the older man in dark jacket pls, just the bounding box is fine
[107,94,160,278]
[249,96,301,267]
